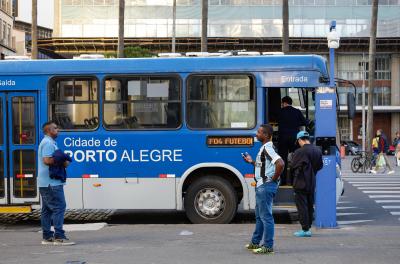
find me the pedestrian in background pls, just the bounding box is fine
[393,131,400,166]
[371,129,395,175]
[290,131,323,237]
[277,96,307,185]
[38,121,75,246]
[243,124,284,254]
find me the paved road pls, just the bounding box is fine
[338,155,400,226]
[0,157,399,263]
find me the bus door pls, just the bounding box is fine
[0,92,39,205]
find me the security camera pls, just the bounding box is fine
[327,29,340,49]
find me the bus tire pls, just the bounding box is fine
[184,176,238,224]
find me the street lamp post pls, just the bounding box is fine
[314,21,340,228]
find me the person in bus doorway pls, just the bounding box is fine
[370,129,395,174]
[38,121,75,246]
[290,131,323,237]
[277,96,307,185]
[243,124,284,254]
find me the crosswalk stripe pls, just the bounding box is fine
[369,195,400,198]
[357,187,400,189]
[348,182,400,184]
[375,200,400,203]
[343,175,400,177]
[336,207,357,210]
[352,184,400,186]
[382,206,400,209]
[338,201,352,204]
[363,191,400,193]
[390,212,400,215]
[337,220,373,225]
[344,178,400,180]
[337,212,366,216]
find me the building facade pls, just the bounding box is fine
[50,0,400,143]
[13,0,53,58]
[0,0,15,59]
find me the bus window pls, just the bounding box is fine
[187,75,255,129]
[103,76,181,130]
[49,77,99,130]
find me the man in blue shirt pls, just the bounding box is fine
[38,121,74,246]
[243,124,284,254]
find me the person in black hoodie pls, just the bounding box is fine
[290,131,323,237]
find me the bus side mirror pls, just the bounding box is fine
[347,92,356,120]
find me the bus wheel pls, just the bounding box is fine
[184,176,237,224]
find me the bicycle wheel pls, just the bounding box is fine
[363,158,372,173]
[351,157,361,173]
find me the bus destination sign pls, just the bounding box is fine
[207,136,254,147]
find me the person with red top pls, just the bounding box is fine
[371,129,395,175]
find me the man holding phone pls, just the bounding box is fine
[243,124,284,254]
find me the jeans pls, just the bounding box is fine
[39,185,67,240]
[251,181,278,248]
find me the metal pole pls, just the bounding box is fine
[172,0,176,53]
[362,52,366,151]
[329,47,335,87]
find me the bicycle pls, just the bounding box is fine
[351,151,374,173]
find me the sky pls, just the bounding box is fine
[16,0,54,29]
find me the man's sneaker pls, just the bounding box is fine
[294,230,312,237]
[387,170,395,175]
[53,238,75,246]
[41,237,54,245]
[252,246,274,254]
[370,169,377,174]
[245,242,261,250]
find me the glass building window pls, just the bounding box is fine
[187,75,255,129]
[337,55,391,81]
[104,76,181,130]
[49,77,99,130]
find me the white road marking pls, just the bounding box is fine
[337,220,373,225]
[363,191,400,194]
[375,200,400,203]
[390,212,400,215]
[369,195,400,198]
[382,206,400,209]
[336,207,358,210]
[352,184,400,186]
[349,182,400,184]
[358,187,400,189]
[337,212,366,216]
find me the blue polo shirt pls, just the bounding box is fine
[254,141,281,187]
[37,135,64,187]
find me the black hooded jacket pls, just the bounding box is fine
[291,144,323,193]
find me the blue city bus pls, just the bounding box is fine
[0,55,340,223]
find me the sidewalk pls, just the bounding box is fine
[0,223,399,264]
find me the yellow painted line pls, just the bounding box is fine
[279,186,293,189]
[274,205,297,209]
[0,206,32,214]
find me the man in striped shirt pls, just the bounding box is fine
[243,124,284,254]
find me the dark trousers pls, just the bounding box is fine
[278,133,297,185]
[294,191,314,231]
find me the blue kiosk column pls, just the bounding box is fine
[315,88,337,228]
[315,21,339,228]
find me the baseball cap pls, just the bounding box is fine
[296,131,310,140]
